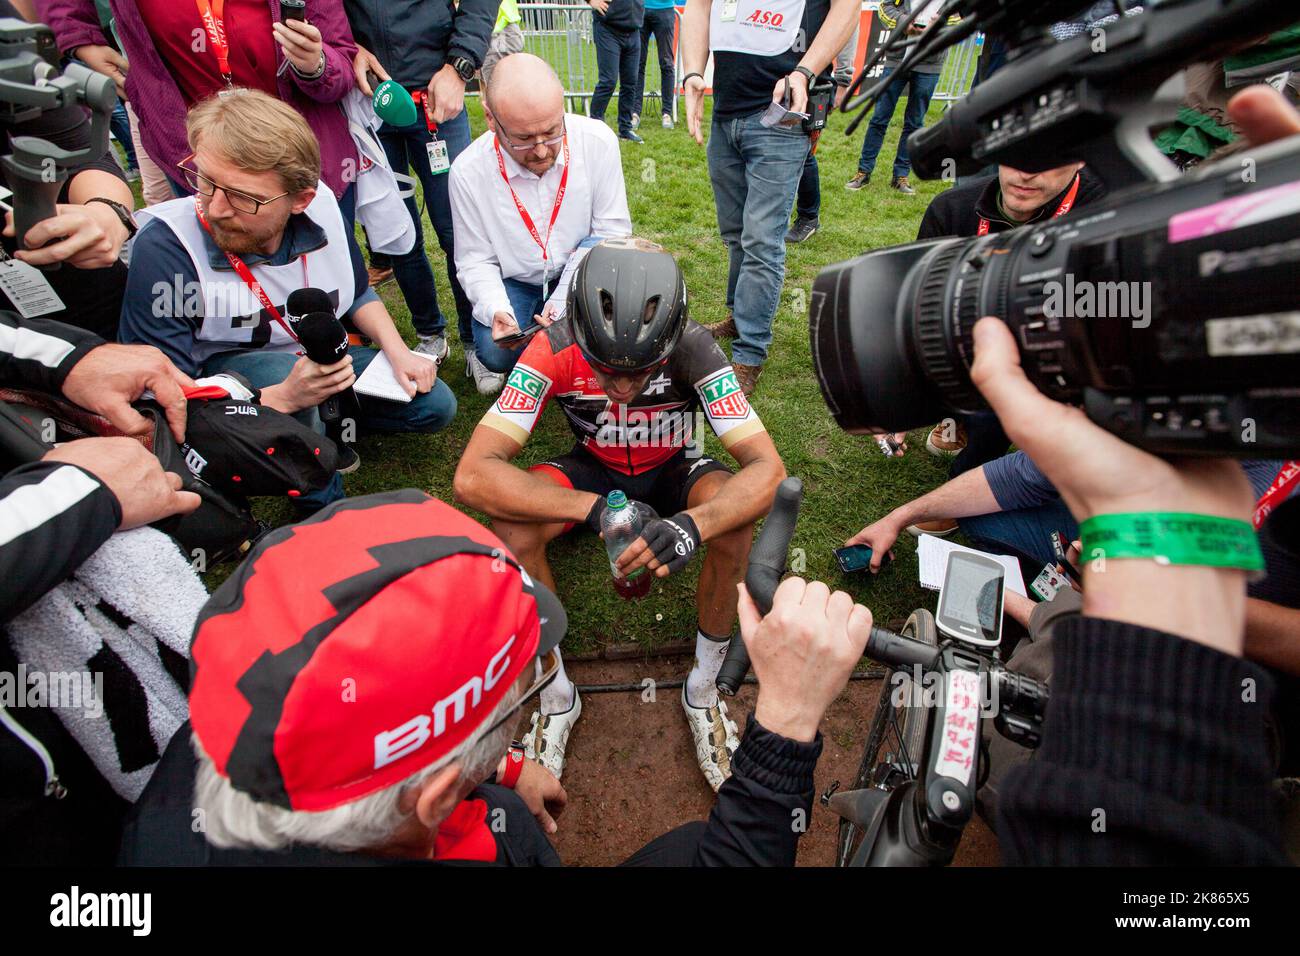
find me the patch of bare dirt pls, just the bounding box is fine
[538,655,999,866]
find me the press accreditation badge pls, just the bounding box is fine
[427,139,450,175]
[0,256,66,318]
[720,0,738,21]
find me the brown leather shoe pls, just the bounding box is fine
[733,362,763,397]
[367,265,394,287]
[709,315,738,340]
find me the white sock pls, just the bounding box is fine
[539,649,576,716]
[685,630,730,709]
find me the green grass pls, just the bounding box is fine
[200,95,960,654]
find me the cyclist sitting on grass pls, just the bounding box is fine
[454,237,786,792]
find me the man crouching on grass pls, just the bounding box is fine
[119,89,457,512]
[453,239,786,791]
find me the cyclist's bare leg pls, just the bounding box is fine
[688,470,754,638]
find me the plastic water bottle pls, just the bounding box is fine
[601,491,652,600]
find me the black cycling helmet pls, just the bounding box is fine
[567,237,688,374]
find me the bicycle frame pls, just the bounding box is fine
[827,630,1045,866]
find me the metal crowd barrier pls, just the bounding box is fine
[512,3,681,121]
[932,32,983,105]
[496,4,978,119]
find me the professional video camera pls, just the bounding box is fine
[0,17,117,264]
[812,0,1300,457]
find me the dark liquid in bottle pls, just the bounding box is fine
[612,571,652,600]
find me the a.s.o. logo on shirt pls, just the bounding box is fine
[745,8,785,26]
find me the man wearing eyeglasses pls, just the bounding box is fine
[119,89,457,510]
[448,53,632,394]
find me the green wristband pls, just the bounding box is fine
[1080,512,1265,572]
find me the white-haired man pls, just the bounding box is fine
[119,490,876,866]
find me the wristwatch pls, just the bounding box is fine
[450,55,477,82]
[84,197,137,240]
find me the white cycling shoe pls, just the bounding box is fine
[521,688,582,780]
[682,685,739,792]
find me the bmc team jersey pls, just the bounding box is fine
[481,321,766,475]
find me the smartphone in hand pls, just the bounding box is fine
[834,544,893,574]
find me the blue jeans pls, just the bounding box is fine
[707,111,810,366]
[472,236,602,373]
[795,150,819,221]
[111,100,137,170]
[960,499,1078,579]
[591,20,641,135]
[377,108,473,343]
[635,7,676,118]
[203,345,458,508]
[857,67,940,179]
[472,278,545,374]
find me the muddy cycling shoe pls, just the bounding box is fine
[682,685,739,792]
[521,688,582,780]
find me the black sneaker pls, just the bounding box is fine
[785,216,819,244]
[891,175,916,195]
[620,131,645,144]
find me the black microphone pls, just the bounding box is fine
[285,288,361,455]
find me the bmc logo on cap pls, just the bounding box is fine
[373,635,516,769]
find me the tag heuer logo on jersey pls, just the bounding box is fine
[498,366,551,414]
[699,369,750,419]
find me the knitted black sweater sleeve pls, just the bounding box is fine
[997,616,1287,865]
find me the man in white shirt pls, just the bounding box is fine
[449,54,633,394]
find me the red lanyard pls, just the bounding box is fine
[194,0,233,87]
[194,196,308,342]
[1254,460,1300,529]
[494,135,569,293]
[410,90,439,134]
[978,174,1081,237]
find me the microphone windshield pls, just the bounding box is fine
[294,312,350,366]
[373,80,419,128]
[286,287,335,320]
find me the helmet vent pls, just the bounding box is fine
[643,296,661,325]
[600,289,615,323]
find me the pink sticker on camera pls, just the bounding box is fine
[1168,181,1300,243]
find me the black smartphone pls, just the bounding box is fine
[1050,530,1083,587]
[494,323,545,349]
[280,0,306,22]
[834,544,892,574]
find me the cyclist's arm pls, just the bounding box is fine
[685,429,785,541]
[453,425,601,524]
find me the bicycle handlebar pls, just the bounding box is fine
[865,624,1050,728]
[716,476,803,697]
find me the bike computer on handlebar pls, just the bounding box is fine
[935,551,1005,648]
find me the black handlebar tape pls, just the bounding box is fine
[866,626,942,670]
[716,476,804,697]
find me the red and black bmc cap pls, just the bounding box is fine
[188,490,566,812]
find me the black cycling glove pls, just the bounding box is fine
[585,496,659,536]
[640,512,701,575]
